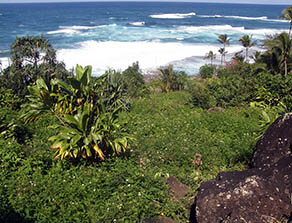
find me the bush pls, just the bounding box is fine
[122,62,148,98]
[158,65,188,92]
[189,63,260,109]
[22,65,134,162]
[199,64,215,79]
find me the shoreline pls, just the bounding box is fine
[0,46,261,77]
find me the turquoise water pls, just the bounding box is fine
[0,2,290,74]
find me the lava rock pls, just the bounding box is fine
[191,114,292,223]
[251,113,292,169]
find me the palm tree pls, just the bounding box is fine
[204,50,216,66]
[264,32,292,76]
[280,6,292,38]
[250,51,262,63]
[158,64,176,93]
[218,47,227,65]
[218,34,230,64]
[239,35,256,62]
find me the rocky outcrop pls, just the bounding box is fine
[191,114,292,223]
[251,113,292,169]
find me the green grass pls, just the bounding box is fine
[0,91,265,222]
[127,92,262,191]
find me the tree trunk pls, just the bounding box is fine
[284,56,287,77]
[289,21,292,39]
[246,48,249,63]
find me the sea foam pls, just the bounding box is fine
[59,25,99,30]
[130,22,145,26]
[47,29,80,35]
[150,12,196,19]
[47,25,99,35]
[56,40,242,75]
[177,25,245,33]
[198,14,289,23]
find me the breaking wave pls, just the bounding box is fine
[129,22,145,26]
[150,12,196,19]
[198,14,289,23]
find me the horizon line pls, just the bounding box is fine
[0,1,291,5]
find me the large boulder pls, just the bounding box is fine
[191,114,292,223]
[251,113,292,169]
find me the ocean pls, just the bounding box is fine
[0,2,290,75]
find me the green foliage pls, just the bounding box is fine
[0,107,28,143]
[199,64,215,79]
[189,63,260,108]
[190,60,292,110]
[0,36,71,98]
[0,88,22,109]
[0,90,270,222]
[96,69,131,111]
[22,65,133,161]
[280,6,292,36]
[204,50,216,66]
[218,34,230,65]
[94,62,148,111]
[122,62,148,98]
[158,64,188,92]
[239,34,256,62]
[261,32,292,76]
[5,158,176,223]
[128,92,262,191]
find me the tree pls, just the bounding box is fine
[218,34,230,65]
[263,32,292,76]
[280,6,292,38]
[239,35,256,62]
[122,62,147,97]
[0,36,70,98]
[232,50,245,63]
[218,47,227,65]
[204,50,216,66]
[158,65,187,92]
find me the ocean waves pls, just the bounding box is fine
[150,12,196,19]
[56,40,244,75]
[46,21,286,75]
[1,2,289,75]
[197,14,288,23]
[129,22,145,26]
[47,22,284,44]
[47,24,116,35]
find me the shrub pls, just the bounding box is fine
[22,65,134,161]
[158,65,188,92]
[122,62,148,98]
[199,64,215,79]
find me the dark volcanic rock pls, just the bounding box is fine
[251,113,292,169]
[191,114,292,223]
